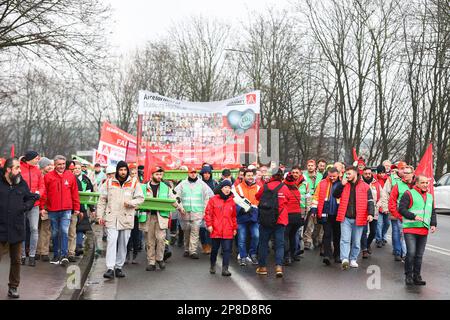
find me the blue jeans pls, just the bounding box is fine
[22,206,40,258]
[340,218,364,261]
[199,226,212,245]
[376,212,390,242]
[237,222,259,258]
[49,210,72,258]
[76,232,84,248]
[258,224,285,267]
[391,219,407,256]
[210,238,233,267]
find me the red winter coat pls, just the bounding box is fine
[204,194,237,239]
[20,161,45,207]
[255,178,290,226]
[284,183,301,214]
[40,170,80,212]
[336,180,370,226]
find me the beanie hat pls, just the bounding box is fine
[219,179,232,189]
[24,150,39,162]
[200,166,212,175]
[38,157,52,170]
[376,165,386,174]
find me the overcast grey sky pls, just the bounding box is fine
[104,0,290,53]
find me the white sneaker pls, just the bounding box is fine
[245,256,253,264]
[342,259,349,270]
[350,260,359,268]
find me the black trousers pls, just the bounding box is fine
[127,216,141,254]
[404,233,428,276]
[322,214,341,259]
[284,214,303,258]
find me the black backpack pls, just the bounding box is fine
[258,182,284,228]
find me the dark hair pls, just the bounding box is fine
[363,167,372,172]
[317,159,327,165]
[244,169,254,176]
[345,165,358,173]
[327,167,339,174]
[291,165,301,171]
[4,157,18,171]
[239,167,246,173]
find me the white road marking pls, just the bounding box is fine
[386,235,450,256]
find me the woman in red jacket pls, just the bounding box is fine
[204,180,237,277]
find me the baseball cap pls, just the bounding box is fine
[188,167,197,173]
[397,161,407,169]
[105,166,116,174]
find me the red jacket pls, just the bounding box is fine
[388,179,413,220]
[204,194,237,239]
[20,161,45,207]
[255,178,290,226]
[40,170,80,212]
[336,180,370,226]
[284,182,301,214]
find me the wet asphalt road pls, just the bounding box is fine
[81,214,450,300]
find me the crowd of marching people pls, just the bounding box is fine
[0,152,438,298]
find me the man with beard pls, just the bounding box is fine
[0,158,40,298]
[97,161,144,279]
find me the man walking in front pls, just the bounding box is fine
[97,161,144,279]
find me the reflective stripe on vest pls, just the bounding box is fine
[181,182,205,212]
[402,189,432,229]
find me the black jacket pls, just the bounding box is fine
[398,189,437,227]
[0,172,40,244]
[76,174,95,232]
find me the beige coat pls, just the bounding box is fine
[96,176,144,230]
[139,181,179,231]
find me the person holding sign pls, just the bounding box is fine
[398,174,437,286]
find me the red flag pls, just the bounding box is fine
[144,146,151,183]
[352,148,358,162]
[415,143,434,196]
[10,144,15,158]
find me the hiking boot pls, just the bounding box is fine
[103,269,115,279]
[35,254,41,261]
[405,274,414,286]
[115,268,125,278]
[221,266,231,277]
[362,250,369,259]
[132,252,139,264]
[68,256,77,263]
[323,257,331,266]
[28,257,36,267]
[256,266,268,275]
[156,260,166,270]
[413,275,426,286]
[210,264,216,274]
[239,258,247,266]
[7,287,19,299]
[41,255,50,262]
[21,257,26,265]
[250,255,259,265]
[394,255,402,262]
[60,257,69,267]
[275,265,283,278]
[183,251,190,257]
[342,259,349,270]
[50,256,60,265]
[190,253,199,259]
[146,264,156,271]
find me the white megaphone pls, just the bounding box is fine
[231,188,252,212]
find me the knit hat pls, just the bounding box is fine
[376,165,386,174]
[219,179,232,189]
[38,157,52,170]
[24,150,39,162]
[116,160,129,180]
[200,166,212,175]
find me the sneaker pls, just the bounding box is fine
[323,257,331,266]
[362,251,369,259]
[245,256,253,264]
[50,256,60,265]
[209,265,216,274]
[114,268,125,278]
[21,257,26,265]
[60,257,69,267]
[156,260,166,270]
[7,287,19,299]
[342,259,349,270]
[41,255,50,262]
[275,265,283,278]
[350,260,359,268]
[221,266,231,277]
[183,251,190,258]
[239,258,247,266]
[250,255,259,265]
[190,253,199,259]
[146,264,156,271]
[256,266,268,275]
[68,256,77,263]
[413,275,426,286]
[103,269,115,279]
[28,257,36,267]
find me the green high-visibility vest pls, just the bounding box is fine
[138,182,171,223]
[181,181,205,213]
[303,171,321,194]
[391,175,401,187]
[402,189,432,229]
[80,177,88,211]
[396,180,410,206]
[298,183,307,209]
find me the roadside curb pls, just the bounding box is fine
[57,229,96,300]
